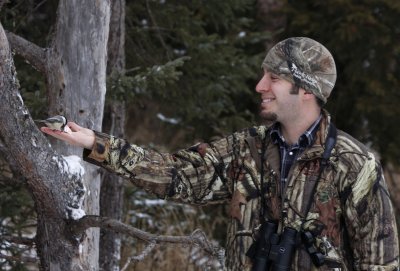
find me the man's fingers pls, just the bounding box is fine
[68,122,81,132]
[64,125,72,133]
[40,122,91,149]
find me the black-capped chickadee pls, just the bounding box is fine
[35,115,68,132]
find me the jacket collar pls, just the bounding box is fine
[269,114,322,149]
[263,109,333,169]
[295,109,332,160]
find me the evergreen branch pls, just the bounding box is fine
[5,31,47,74]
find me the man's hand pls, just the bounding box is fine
[41,122,95,150]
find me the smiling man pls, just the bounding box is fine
[42,37,399,270]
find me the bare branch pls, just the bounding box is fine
[5,31,47,73]
[69,215,222,257]
[2,236,35,246]
[0,253,38,264]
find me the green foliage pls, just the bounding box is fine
[107,56,191,101]
[124,0,270,140]
[283,0,400,164]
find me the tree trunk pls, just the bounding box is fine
[0,20,83,270]
[100,1,126,270]
[42,1,110,270]
[1,1,110,270]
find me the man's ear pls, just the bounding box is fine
[301,88,315,101]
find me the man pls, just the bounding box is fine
[42,37,399,270]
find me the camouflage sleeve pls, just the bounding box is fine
[83,130,246,204]
[342,153,399,270]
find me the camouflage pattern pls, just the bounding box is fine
[262,37,336,104]
[83,110,399,271]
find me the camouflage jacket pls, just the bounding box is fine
[83,111,399,271]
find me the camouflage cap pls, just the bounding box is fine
[262,37,336,104]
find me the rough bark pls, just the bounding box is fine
[99,171,125,271]
[0,20,86,270]
[3,0,111,270]
[100,0,126,270]
[44,1,111,270]
[5,31,46,73]
[106,0,125,75]
[47,0,109,138]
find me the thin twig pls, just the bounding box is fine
[120,242,157,271]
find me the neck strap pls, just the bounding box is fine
[303,122,337,218]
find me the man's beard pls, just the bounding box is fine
[259,110,277,122]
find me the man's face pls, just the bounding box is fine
[255,70,301,123]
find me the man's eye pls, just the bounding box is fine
[271,76,279,81]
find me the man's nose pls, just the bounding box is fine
[255,75,271,93]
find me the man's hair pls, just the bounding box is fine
[290,84,326,108]
[316,97,326,108]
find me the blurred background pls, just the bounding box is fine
[1,0,400,270]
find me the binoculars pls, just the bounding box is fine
[248,221,297,271]
[247,221,325,271]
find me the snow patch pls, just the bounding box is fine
[238,31,246,38]
[16,93,24,105]
[157,113,180,125]
[52,155,86,220]
[67,207,86,220]
[53,155,85,178]
[173,49,186,56]
[31,137,37,147]
[133,199,167,206]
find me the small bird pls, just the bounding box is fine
[35,115,68,132]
